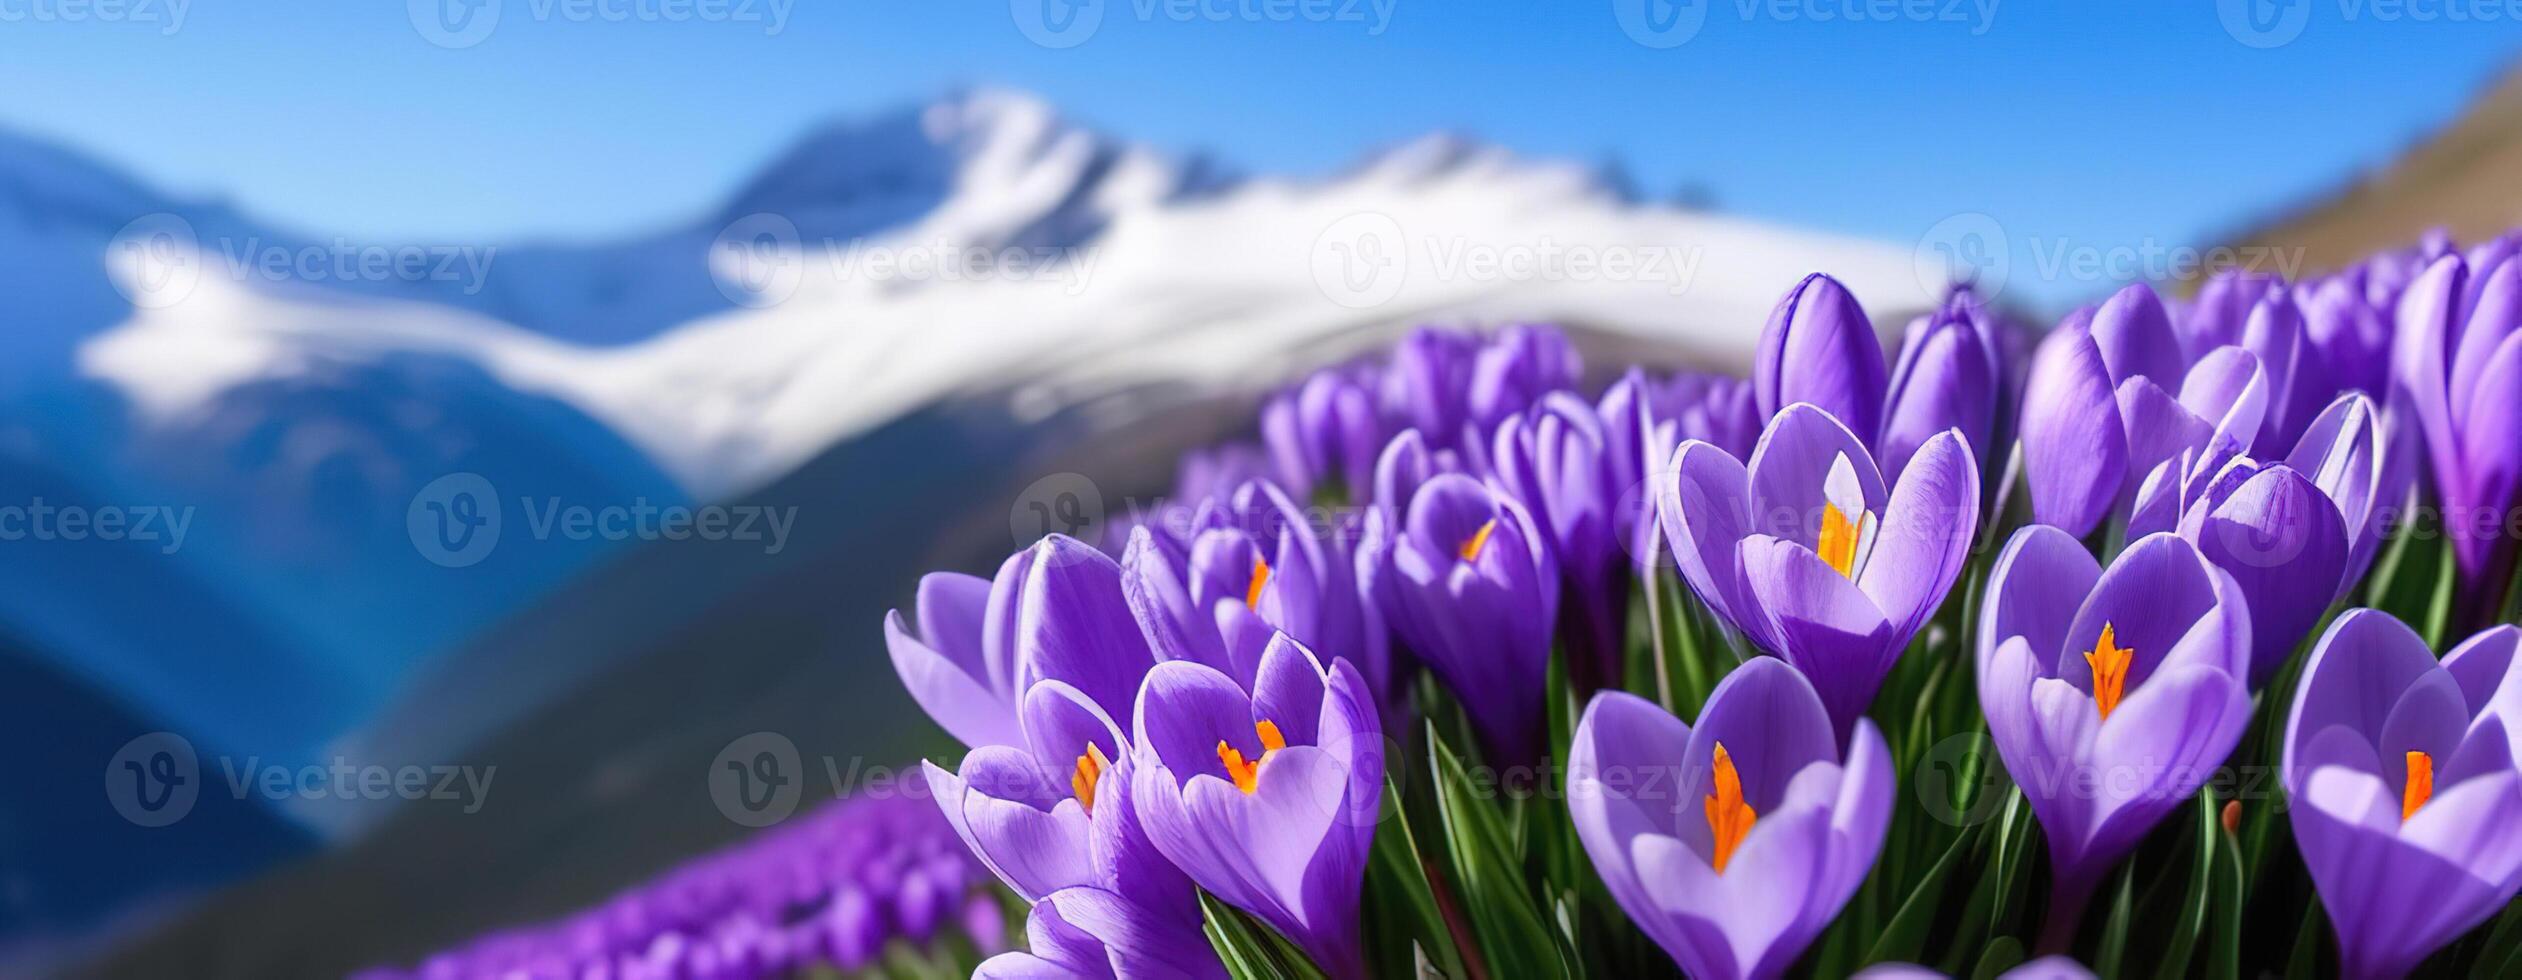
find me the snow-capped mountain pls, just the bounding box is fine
[78,87,1938,502]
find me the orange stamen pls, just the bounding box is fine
[1817,504,1860,578]
[2404,750,2434,822]
[1704,742,1757,874]
[1071,742,1111,813]
[2084,623,2134,721]
[1246,555,1271,609]
[1216,720,1287,795]
[1459,519,1498,562]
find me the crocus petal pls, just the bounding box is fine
[2081,663,2249,860]
[1661,440,1759,631]
[1018,536,1158,724]
[2089,284,2186,391]
[1122,526,1231,673]
[890,606,1024,751]
[2059,533,2223,695]
[2452,329,2522,579]
[1249,633,1329,747]
[1747,402,1889,545]
[1878,314,1996,485]
[2184,466,2349,684]
[1022,680,1128,791]
[1980,524,2103,677]
[2284,609,2444,792]
[1738,536,1896,739]
[1856,428,1978,644]
[2021,328,2128,536]
[2177,346,2269,454]
[1756,273,1888,441]
[1133,661,1266,788]
[1685,656,1841,817]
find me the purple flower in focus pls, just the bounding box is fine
[1130,635,1385,979]
[1757,273,1888,443]
[1978,527,2252,948]
[2285,610,2522,979]
[1566,658,1892,980]
[1661,404,1980,739]
[887,554,1029,751]
[1370,473,1558,762]
[1853,957,2097,980]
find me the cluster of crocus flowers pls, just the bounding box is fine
[352,792,999,980]
[863,229,2522,980]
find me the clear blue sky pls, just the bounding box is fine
[1,1,2515,309]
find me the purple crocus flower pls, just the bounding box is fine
[1978,527,2252,949]
[2121,449,2346,686]
[1756,273,1889,441]
[1262,368,1385,503]
[1370,472,1558,762]
[2021,310,2272,538]
[1122,480,1381,698]
[2125,391,2411,682]
[1130,634,1385,978]
[2284,610,2522,979]
[1492,391,1626,690]
[2393,254,2522,614]
[2181,270,2279,361]
[1660,403,1980,739]
[887,554,1030,751]
[1566,657,1892,980]
[1881,295,1998,485]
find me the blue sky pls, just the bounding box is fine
[0,1,2514,309]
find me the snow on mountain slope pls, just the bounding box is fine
[80,88,1940,501]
